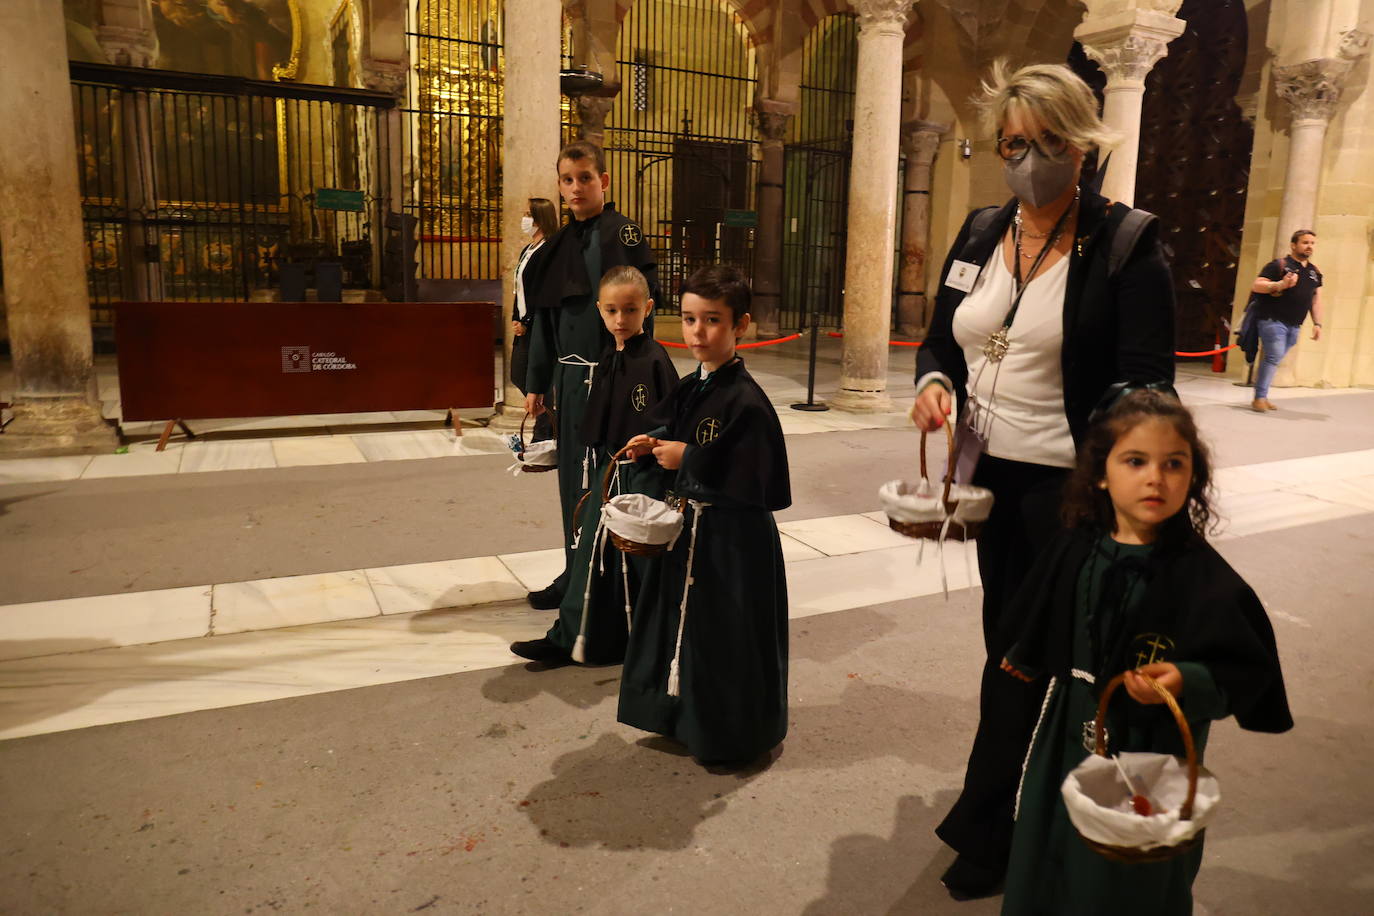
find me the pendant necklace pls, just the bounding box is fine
[981,191,1078,364]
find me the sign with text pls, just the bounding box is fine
[114,301,496,421]
[314,188,366,212]
[723,209,757,228]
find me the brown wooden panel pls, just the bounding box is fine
[113,301,496,421]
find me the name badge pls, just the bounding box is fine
[946,259,980,294]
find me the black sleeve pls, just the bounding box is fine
[1258,259,1283,282]
[1112,221,1176,384]
[524,307,557,395]
[677,399,791,510]
[914,209,986,405]
[650,349,678,407]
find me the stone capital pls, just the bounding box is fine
[1273,56,1363,123]
[94,24,158,68]
[851,0,915,37]
[901,119,948,159]
[753,99,796,145]
[575,95,616,130]
[361,58,409,97]
[1338,27,1373,61]
[1075,10,1185,86]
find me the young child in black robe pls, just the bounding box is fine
[510,266,677,666]
[618,265,791,767]
[998,385,1292,915]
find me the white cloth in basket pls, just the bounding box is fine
[601,494,683,547]
[878,478,994,526]
[1061,752,1220,851]
[519,440,558,467]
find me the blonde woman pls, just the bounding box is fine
[910,63,1175,899]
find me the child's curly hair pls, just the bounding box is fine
[1061,387,1215,544]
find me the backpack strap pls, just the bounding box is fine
[1107,207,1157,278]
[967,206,1000,246]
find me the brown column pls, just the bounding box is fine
[752,99,794,337]
[0,0,115,455]
[896,120,945,338]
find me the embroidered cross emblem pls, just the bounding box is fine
[1132,633,1175,667]
[631,383,648,412]
[619,224,643,247]
[695,417,721,446]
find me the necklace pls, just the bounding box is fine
[982,191,1079,364]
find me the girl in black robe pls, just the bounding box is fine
[999,387,1291,915]
[618,266,791,766]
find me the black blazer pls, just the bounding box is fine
[915,189,1175,448]
[510,241,546,395]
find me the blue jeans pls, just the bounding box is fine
[1254,318,1301,399]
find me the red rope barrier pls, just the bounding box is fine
[656,333,803,351]
[1175,344,1238,357]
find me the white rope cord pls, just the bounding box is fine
[1071,668,1096,683]
[557,354,599,488]
[570,517,607,664]
[1015,675,1058,820]
[667,500,708,697]
[621,552,632,631]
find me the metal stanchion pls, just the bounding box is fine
[791,309,829,412]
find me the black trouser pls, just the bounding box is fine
[510,330,554,442]
[935,454,1069,871]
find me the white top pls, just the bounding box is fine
[514,239,544,320]
[950,250,1075,469]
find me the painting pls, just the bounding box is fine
[151,1,298,80]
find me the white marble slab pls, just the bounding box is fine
[0,586,211,661]
[497,548,564,592]
[776,413,838,436]
[778,514,913,556]
[388,409,451,422]
[778,532,825,563]
[365,556,526,615]
[178,440,278,473]
[786,541,980,620]
[82,448,183,479]
[212,571,380,635]
[351,431,459,463]
[1211,466,1284,496]
[1282,475,1374,515]
[1211,489,1368,542]
[1237,449,1374,487]
[0,455,93,485]
[271,436,367,467]
[452,428,511,456]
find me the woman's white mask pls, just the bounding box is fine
[520,215,535,236]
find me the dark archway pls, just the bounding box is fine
[1070,0,1252,354]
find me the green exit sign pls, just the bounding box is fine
[723,209,757,228]
[315,188,365,212]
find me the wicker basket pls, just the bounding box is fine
[1076,672,1204,864]
[515,409,557,473]
[583,444,683,556]
[886,423,985,542]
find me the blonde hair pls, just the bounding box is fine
[599,264,651,302]
[977,61,1119,153]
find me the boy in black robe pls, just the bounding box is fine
[510,266,678,666]
[619,266,791,767]
[521,141,661,611]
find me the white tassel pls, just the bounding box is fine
[621,552,633,631]
[573,517,607,665]
[667,501,707,698]
[581,448,590,490]
[572,634,587,663]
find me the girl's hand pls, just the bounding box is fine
[1124,663,1182,705]
[910,383,952,432]
[512,321,526,337]
[525,393,545,417]
[651,440,687,470]
[623,434,658,460]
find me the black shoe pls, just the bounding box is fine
[527,584,562,610]
[509,638,570,664]
[940,855,1003,901]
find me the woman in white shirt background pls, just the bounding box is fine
[909,63,1175,899]
[510,197,559,439]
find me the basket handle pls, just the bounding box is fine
[918,421,958,509]
[602,444,637,506]
[520,406,557,447]
[1093,671,1199,821]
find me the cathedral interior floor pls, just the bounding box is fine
[1,347,1371,914]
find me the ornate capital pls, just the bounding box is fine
[361,58,409,98]
[1075,10,1185,87]
[753,99,795,145]
[94,25,158,68]
[851,0,915,37]
[1338,27,1373,61]
[576,95,617,134]
[1273,57,1361,123]
[900,119,947,163]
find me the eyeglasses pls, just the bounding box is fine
[1088,381,1181,425]
[996,131,1070,162]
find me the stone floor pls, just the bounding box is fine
[1,343,1371,914]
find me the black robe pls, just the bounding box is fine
[544,334,679,663]
[522,204,660,595]
[618,358,792,764]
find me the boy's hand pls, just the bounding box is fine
[623,434,658,460]
[651,440,687,470]
[512,321,525,337]
[1124,663,1182,705]
[525,393,544,417]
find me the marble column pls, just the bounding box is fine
[1074,9,1184,207]
[0,0,115,455]
[896,120,945,338]
[575,95,617,148]
[832,0,914,412]
[752,99,794,337]
[494,0,563,428]
[1271,47,1367,258]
